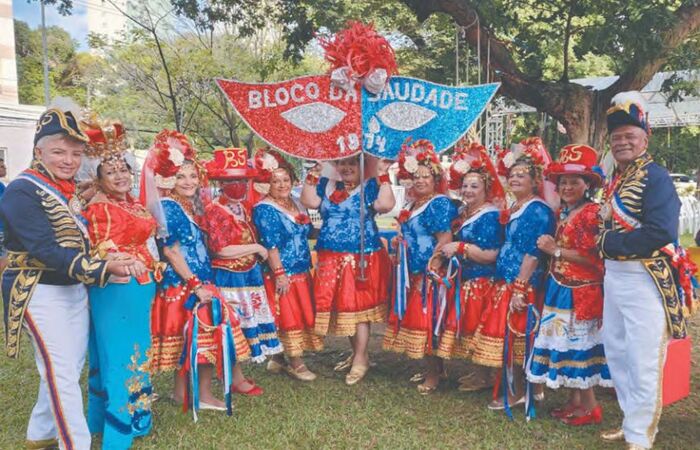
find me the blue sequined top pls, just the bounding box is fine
[315,177,382,253]
[252,201,312,275]
[157,198,213,287]
[455,207,503,280]
[496,199,555,288]
[402,195,457,274]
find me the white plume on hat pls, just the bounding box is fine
[48,96,83,118]
[610,91,648,110]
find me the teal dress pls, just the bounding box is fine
[85,199,158,450]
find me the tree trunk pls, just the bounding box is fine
[400,0,700,154]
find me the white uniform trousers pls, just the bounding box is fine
[24,283,91,450]
[602,260,668,449]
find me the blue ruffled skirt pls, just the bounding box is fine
[214,265,282,362]
[527,276,613,389]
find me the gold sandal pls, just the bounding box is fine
[417,382,438,395]
[334,353,354,372]
[411,368,448,383]
[285,364,317,381]
[345,364,369,385]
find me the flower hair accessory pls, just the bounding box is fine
[252,148,296,194]
[319,21,398,95]
[146,130,198,189]
[397,139,441,178]
[499,136,558,209]
[449,141,505,205]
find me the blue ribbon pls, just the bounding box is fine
[523,304,539,421]
[454,264,462,337]
[502,325,514,420]
[189,306,200,421]
[394,239,410,320]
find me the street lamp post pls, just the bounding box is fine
[41,0,50,106]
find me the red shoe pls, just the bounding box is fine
[561,405,603,426]
[231,378,264,396]
[550,404,578,419]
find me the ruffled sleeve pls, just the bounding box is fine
[158,199,189,248]
[253,204,286,250]
[422,196,457,235]
[85,202,111,247]
[519,201,555,258]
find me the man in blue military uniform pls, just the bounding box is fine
[0,101,135,450]
[598,91,689,450]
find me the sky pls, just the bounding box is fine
[13,0,90,49]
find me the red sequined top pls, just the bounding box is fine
[84,193,159,284]
[550,202,604,320]
[204,200,258,272]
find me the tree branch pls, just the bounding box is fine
[605,2,700,96]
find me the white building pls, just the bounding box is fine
[86,0,176,47]
[86,0,129,45]
[0,0,28,182]
[0,0,18,104]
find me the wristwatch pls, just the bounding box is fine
[554,247,562,259]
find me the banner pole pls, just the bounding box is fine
[359,149,367,281]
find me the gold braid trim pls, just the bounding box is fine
[641,257,688,339]
[3,266,42,358]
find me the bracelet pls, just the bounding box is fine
[512,277,529,295]
[460,242,471,260]
[377,173,391,185]
[186,275,203,291]
[273,266,286,277]
[305,173,320,186]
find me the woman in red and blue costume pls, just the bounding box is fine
[301,154,395,385]
[527,144,611,426]
[252,149,324,382]
[436,142,505,393]
[145,132,250,414]
[382,139,457,394]
[487,138,556,412]
[204,148,282,397]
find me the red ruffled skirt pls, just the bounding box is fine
[313,249,390,336]
[150,284,251,372]
[435,277,497,360]
[263,271,324,357]
[383,273,452,359]
[466,280,540,367]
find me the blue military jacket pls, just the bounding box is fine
[598,152,688,338]
[0,165,108,358]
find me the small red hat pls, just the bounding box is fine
[545,144,604,187]
[205,148,258,181]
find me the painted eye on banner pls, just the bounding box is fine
[376,102,437,131]
[280,102,347,133]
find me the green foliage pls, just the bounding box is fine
[13,19,96,105]
[649,125,700,173]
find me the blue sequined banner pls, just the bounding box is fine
[361,78,500,159]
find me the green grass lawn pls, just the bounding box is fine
[2,320,700,449]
